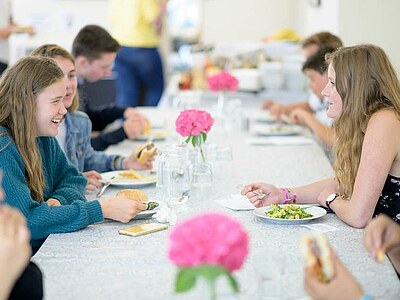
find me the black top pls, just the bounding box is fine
[9,262,43,300]
[78,81,128,151]
[374,174,400,224]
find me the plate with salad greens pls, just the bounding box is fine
[253,204,327,224]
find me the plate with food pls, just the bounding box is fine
[101,169,157,187]
[115,189,160,219]
[135,129,167,141]
[251,124,301,136]
[252,111,277,123]
[253,204,327,224]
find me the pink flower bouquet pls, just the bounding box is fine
[207,71,239,92]
[175,109,214,162]
[168,213,249,298]
[207,71,238,116]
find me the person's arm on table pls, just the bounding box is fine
[84,104,126,131]
[317,110,400,228]
[241,178,338,207]
[290,108,333,147]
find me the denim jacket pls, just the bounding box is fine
[64,111,117,173]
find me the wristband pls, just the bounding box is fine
[280,188,297,204]
[360,295,373,300]
[117,156,124,170]
[113,156,124,170]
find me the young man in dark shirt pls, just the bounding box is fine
[72,25,147,150]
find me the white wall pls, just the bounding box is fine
[10,0,109,62]
[202,0,302,44]
[9,0,400,73]
[338,0,400,73]
[303,0,339,35]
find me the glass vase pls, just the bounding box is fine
[217,91,226,116]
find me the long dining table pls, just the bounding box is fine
[32,107,400,299]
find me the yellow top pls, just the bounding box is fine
[109,0,162,47]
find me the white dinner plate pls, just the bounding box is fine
[253,205,327,224]
[251,124,301,136]
[135,129,167,141]
[101,170,157,187]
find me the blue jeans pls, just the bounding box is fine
[114,47,164,107]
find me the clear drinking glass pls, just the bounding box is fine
[212,146,234,188]
[156,151,190,206]
[253,252,286,300]
[191,162,213,200]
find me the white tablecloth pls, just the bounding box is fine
[32,108,400,299]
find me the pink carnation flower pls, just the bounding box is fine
[175,109,215,137]
[168,213,249,272]
[207,71,239,92]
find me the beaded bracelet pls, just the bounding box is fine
[360,295,373,300]
[280,188,297,204]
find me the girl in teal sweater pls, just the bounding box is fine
[0,56,147,250]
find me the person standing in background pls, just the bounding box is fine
[109,0,166,107]
[0,0,34,75]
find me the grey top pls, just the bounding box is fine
[32,108,400,300]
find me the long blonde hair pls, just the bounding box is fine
[329,45,400,197]
[0,56,64,202]
[31,44,80,112]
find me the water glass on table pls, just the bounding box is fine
[253,252,286,300]
[209,146,234,190]
[191,162,213,200]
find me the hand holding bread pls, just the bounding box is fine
[364,214,400,263]
[302,232,364,300]
[116,189,148,202]
[121,142,157,170]
[134,142,157,165]
[300,232,334,283]
[99,190,149,223]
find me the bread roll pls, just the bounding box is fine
[300,232,334,282]
[116,189,148,203]
[134,142,157,165]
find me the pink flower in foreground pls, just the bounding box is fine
[168,213,249,272]
[175,109,214,137]
[207,71,239,92]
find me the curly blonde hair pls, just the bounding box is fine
[0,56,64,202]
[329,45,400,197]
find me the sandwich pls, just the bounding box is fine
[134,142,157,165]
[300,232,334,282]
[143,120,151,135]
[116,189,158,210]
[116,189,148,203]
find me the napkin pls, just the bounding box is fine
[215,194,255,211]
[153,206,177,225]
[301,223,339,232]
[246,136,313,146]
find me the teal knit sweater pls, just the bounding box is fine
[0,126,104,248]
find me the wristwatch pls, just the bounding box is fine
[326,193,339,209]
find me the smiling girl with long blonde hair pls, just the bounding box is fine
[243,44,400,228]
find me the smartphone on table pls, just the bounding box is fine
[118,223,168,237]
